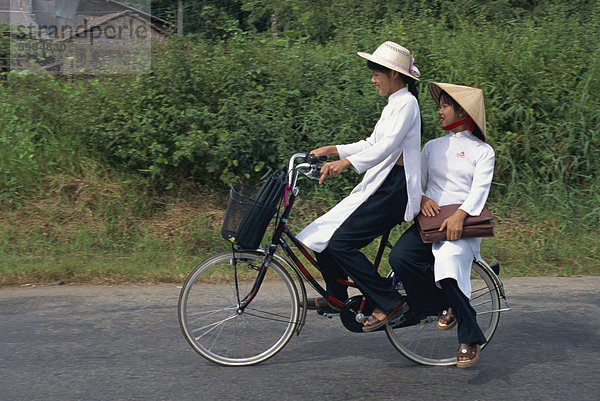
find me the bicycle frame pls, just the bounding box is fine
[232,153,391,333]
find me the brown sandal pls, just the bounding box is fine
[456,343,481,368]
[362,311,388,332]
[362,301,408,332]
[437,307,457,331]
[301,297,341,312]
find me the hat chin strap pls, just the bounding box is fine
[442,118,474,132]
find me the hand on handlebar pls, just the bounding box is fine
[310,145,338,158]
[319,159,351,184]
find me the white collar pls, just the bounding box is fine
[388,87,409,103]
[449,130,473,138]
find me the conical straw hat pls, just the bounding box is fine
[357,41,420,81]
[428,82,486,139]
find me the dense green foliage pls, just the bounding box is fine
[3,1,599,211]
[0,0,598,282]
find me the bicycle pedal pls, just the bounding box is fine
[316,307,339,318]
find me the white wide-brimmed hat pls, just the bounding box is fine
[428,82,487,139]
[357,41,420,81]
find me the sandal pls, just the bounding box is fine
[301,297,341,312]
[437,307,456,331]
[456,343,481,368]
[362,301,408,332]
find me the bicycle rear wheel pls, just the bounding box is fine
[385,260,501,366]
[178,250,299,366]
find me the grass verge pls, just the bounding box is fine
[1,191,598,286]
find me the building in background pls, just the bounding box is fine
[1,0,168,75]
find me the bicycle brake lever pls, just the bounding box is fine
[304,171,329,189]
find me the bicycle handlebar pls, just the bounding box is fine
[304,154,328,165]
[287,152,327,188]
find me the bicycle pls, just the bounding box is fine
[178,153,511,366]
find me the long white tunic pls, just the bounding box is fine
[421,130,495,298]
[297,88,422,253]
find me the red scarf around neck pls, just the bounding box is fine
[442,118,474,132]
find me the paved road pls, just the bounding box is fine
[1,276,599,401]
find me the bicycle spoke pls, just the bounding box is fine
[188,305,238,320]
[207,317,226,349]
[471,298,493,308]
[193,313,238,339]
[243,307,295,324]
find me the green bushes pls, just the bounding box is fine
[0,73,84,202]
[2,2,598,195]
[0,0,598,282]
[50,38,384,188]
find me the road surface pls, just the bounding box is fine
[1,276,599,400]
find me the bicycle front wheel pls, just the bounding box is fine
[178,251,299,366]
[385,260,501,366]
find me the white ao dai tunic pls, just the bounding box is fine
[297,88,422,253]
[421,130,495,298]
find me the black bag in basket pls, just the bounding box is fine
[221,171,287,248]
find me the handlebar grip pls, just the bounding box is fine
[304,154,328,164]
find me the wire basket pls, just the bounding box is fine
[221,173,286,248]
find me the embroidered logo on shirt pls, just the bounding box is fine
[456,151,465,158]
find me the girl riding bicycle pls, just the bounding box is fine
[296,41,423,332]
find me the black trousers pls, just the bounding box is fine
[315,165,407,313]
[389,224,486,345]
